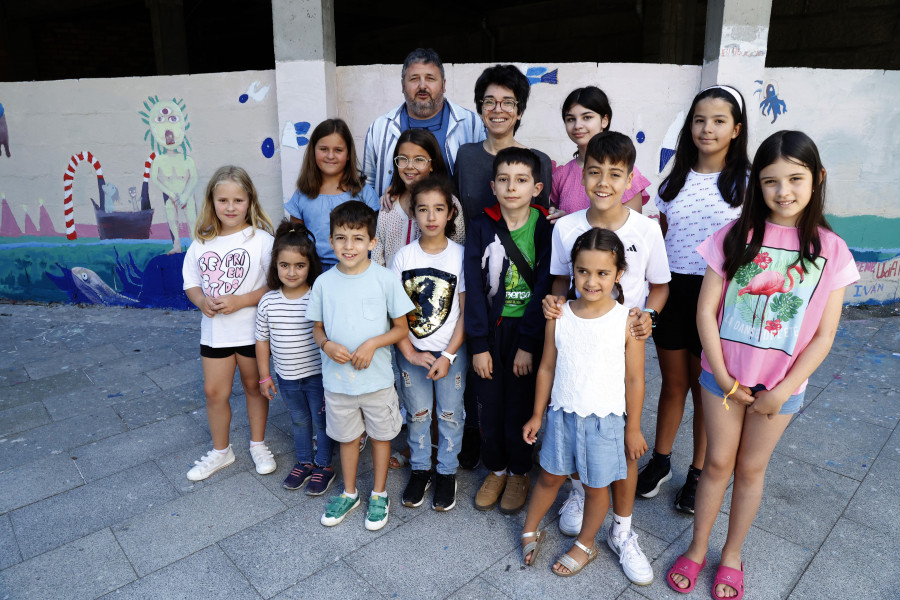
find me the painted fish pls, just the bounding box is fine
[525,67,558,86]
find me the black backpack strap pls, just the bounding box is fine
[491,220,534,290]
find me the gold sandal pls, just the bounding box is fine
[521,530,545,567]
[552,539,597,577]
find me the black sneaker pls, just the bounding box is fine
[432,473,457,512]
[458,427,480,469]
[674,465,702,514]
[636,452,672,498]
[402,469,433,508]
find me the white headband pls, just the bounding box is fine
[703,85,744,114]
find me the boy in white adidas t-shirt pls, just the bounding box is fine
[543,131,670,586]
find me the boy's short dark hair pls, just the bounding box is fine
[409,175,458,239]
[585,131,636,172]
[330,201,377,238]
[492,147,541,182]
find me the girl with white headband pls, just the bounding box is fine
[636,85,750,515]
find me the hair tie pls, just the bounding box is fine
[703,85,744,113]
[289,228,296,233]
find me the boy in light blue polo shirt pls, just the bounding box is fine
[307,201,414,531]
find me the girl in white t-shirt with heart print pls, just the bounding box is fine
[182,165,275,482]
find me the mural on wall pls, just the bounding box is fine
[281,121,311,150]
[140,96,198,254]
[525,67,558,86]
[754,80,788,124]
[239,81,270,104]
[0,102,10,158]
[658,111,684,173]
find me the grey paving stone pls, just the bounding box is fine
[100,544,261,600]
[145,357,203,390]
[828,318,879,356]
[80,369,163,404]
[189,393,288,435]
[73,413,210,481]
[778,404,891,480]
[636,515,812,600]
[865,319,900,353]
[24,342,124,380]
[444,577,513,600]
[0,454,83,514]
[0,513,22,570]
[789,518,899,600]
[0,528,136,600]
[112,472,287,576]
[0,336,69,367]
[843,455,900,537]
[112,380,206,429]
[0,369,93,412]
[617,590,653,600]
[11,461,180,559]
[885,426,900,461]
[38,383,113,422]
[271,559,382,600]
[220,468,407,598]
[0,408,127,471]
[0,364,28,388]
[0,401,50,436]
[811,375,899,429]
[722,451,859,550]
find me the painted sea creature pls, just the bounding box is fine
[658,111,684,173]
[525,67,558,86]
[754,80,787,124]
[0,101,10,157]
[239,81,270,103]
[738,263,804,340]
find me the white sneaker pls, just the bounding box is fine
[558,487,584,536]
[250,443,276,475]
[187,446,235,481]
[607,527,654,585]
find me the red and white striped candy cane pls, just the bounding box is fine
[62,151,104,240]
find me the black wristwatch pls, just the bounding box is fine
[644,309,659,328]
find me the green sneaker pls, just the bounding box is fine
[320,493,360,527]
[365,494,390,531]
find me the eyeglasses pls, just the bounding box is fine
[394,155,432,170]
[481,98,518,112]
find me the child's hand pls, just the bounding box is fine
[324,341,352,364]
[541,295,565,320]
[629,308,652,340]
[427,356,450,381]
[405,349,436,369]
[624,427,648,461]
[513,349,533,377]
[200,296,219,318]
[380,194,394,211]
[350,340,376,370]
[522,415,542,444]
[546,207,567,222]
[212,294,242,315]
[747,389,787,419]
[259,379,277,401]
[473,351,493,380]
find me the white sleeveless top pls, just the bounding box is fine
[550,301,628,418]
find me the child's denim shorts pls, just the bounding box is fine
[699,370,804,415]
[539,407,627,489]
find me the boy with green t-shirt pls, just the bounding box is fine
[464,147,553,515]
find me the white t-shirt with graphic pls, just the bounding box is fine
[182,226,274,347]
[391,239,466,352]
[550,208,670,309]
[656,170,741,275]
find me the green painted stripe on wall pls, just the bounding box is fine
[827,215,900,252]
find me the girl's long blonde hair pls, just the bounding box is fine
[194,165,274,241]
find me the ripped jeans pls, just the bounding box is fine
[395,343,467,475]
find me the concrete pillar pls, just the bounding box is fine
[701,0,773,144]
[271,0,337,203]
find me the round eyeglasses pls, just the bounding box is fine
[394,155,432,170]
[481,98,518,112]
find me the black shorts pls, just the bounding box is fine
[651,273,703,357]
[200,343,257,359]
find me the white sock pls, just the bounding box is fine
[493,469,507,477]
[250,440,265,448]
[570,478,585,495]
[213,446,230,454]
[371,490,387,499]
[343,489,358,499]
[612,513,632,538]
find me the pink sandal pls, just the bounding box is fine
[711,563,744,600]
[667,555,707,594]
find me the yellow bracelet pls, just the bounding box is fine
[722,379,740,411]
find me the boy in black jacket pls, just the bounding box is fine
[464,147,552,514]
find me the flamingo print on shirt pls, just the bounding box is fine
[719,247,826,355]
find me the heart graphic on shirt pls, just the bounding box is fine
[198,248,250,298]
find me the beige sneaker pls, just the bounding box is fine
[474,472,508,511]
[500,473,530,514]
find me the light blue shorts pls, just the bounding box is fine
[699,370,804,415]
[539,407,627,489]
